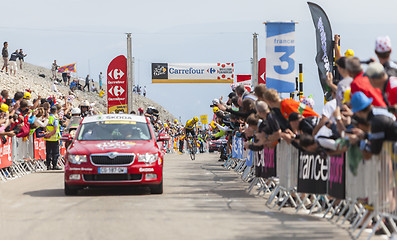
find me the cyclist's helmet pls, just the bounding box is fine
[193,117,199,122]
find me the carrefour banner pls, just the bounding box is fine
[265,22,295,92]
[152,63,234,83]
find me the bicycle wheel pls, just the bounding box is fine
[189,139,196,161]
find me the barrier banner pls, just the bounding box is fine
[152,63,234,83]
[33,135,46,160]
[327,154,345,199]
[255,148,277,178]
[297,151,329,194]
[0,137,12,168]
[246,150,253,167]
[265,22,296,92]
[232,136,243,159]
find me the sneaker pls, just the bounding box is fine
[52,166,62,170]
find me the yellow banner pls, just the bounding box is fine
[200,115,208,124]
[108,105,127,114]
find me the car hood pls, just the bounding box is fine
[68,140,159,155]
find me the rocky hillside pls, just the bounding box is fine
[0,61,176,121]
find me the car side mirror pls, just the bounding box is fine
[60,134,73,142]
[157,133,170,142]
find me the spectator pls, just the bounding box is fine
[70,79,78,92]
[83,75,90,92]
[9,49,19,76]
[18,49,26,70]
[348,91,397,158]
[347,57,386,107]
[99,72,103,90]
[143,86,147,97]
[374,36,397,77]
[365,61,397,107]
[62,71,68,86]
[1,42,8,73]
[51,60,58,80]
[51,81,58,93]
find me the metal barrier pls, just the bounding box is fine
[0,136,65,182]
[224,135,397,239]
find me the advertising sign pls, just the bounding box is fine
[107,55,128,113]
[297,151,329,194]
[327,154,345,199]
[254,148,277,178]
[152,63,234,83]
[265,22,296,92]
[200,115,208,124]
[232,136,243,159]
[308,2,334,101]
[258,58,266,85]
[236,75,252,92]
[0,137,12,169]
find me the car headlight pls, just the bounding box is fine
[68,155,87,164]
[138,153,158,164]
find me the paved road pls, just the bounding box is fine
[0,153,374,240]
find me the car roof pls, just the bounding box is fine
[82,114,147,124]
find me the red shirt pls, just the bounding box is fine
[350,72,386,107]
[280,99,319,119]
[385,77,397,106]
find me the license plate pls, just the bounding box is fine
[98,167,127,174]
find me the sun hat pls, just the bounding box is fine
[351,91,373,113]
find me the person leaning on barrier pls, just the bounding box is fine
[348,91,397,159]
[254,101,281,148]
[365,61,397,109]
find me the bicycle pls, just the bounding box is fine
[187,135,197,161]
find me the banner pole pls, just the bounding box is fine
[252,33,259,88]
[126,33,133,113]
[299,64,303,101]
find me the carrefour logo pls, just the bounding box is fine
[207,68,216,74]
[169,68,204,74]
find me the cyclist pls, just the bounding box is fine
[184,117,199,152]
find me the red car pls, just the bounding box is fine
[62,114,169,195]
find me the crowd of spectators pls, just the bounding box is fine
[209,35,397,163]
[0,88,97,169]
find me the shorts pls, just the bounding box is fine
[9,61,17,71]
[185,128,196,138]
[3,57,8,66]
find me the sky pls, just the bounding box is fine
[2,0,397,123]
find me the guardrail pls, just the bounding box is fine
[0,136,66,182]
[223,137,397,239]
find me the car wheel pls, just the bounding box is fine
[150,180,163,194]
[64,182,79,196]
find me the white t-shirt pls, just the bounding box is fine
[315,99,337,139]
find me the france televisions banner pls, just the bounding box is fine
[297,151,328,194]
[152,63,234,83]
[265,22,296,93]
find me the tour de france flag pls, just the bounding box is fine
[152,63,234,83]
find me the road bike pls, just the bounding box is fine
[187,135,198,161]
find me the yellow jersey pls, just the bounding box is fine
[185,119,197,130]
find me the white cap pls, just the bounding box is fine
[375,36,392,53]
[364,62,385,79]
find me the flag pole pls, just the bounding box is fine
[126,33,133,113]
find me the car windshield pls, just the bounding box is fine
[77,121,151,141]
